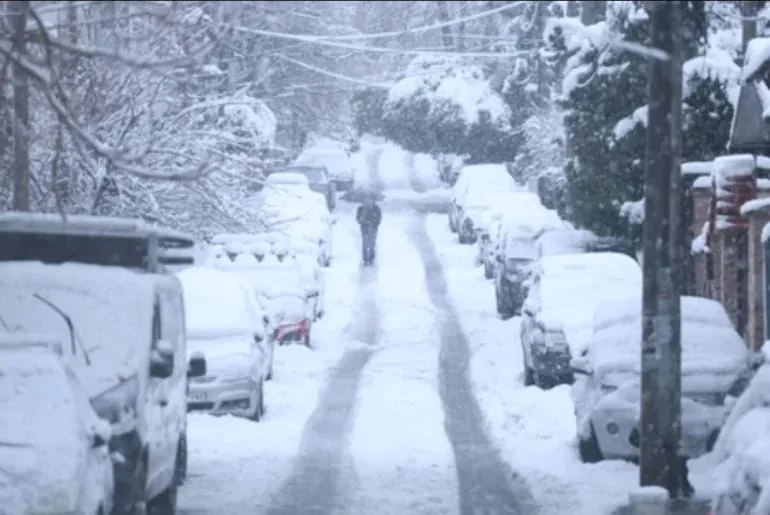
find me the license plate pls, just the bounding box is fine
[189,392,208,403]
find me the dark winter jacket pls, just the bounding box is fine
[356,204,382,232]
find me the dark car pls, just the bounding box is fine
[269,165,336,211]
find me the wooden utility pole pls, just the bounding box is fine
[11,0,30,212]
[640,0,684,498]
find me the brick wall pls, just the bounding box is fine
[690,185,713,298]
[718,231,742,332]
[745,191,770,350]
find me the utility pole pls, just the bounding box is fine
[640,0,684,498]
[11,0,30,212]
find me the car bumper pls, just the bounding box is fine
[590,411,639,460]
[187,378,259,416]
[275,319,311,344]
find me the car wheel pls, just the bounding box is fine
[146,481,177,515]
[578,425,604,463]
[250,381,265,422]
[524,366,535,386]
[484,261,493,279]
[113,452,147,515]
[175,433,187,486]
[497,284,513,318]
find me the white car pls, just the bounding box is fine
[295,147,355,191]
[177,267,270,421]
[571,296,748,463]
[455,180,521,245]
[256,177,334,267]
[448,163,517,236]
[710,345,770,515]
[475,192,543,277]
[0,339,114,515]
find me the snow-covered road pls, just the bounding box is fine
[177,142,531,514]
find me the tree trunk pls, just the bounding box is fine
[11,0,30,212]
[566,1,581,17]
[580,1,606,24]
[640,0,684,498]
[437,2,454,49]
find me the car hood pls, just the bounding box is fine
[0,439,85,513]
[187,336,252,362]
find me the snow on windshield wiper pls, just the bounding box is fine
[32,293,92,365]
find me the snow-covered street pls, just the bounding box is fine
[177,143,534,514]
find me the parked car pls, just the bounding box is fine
[255,175,334,267]
[0,338,115,515]
[0,212,196,273]
[476,192,544,278]
[0,261,201,514]
[270,165,337,211]
[570,296,748,463]
[493,215,564,317]
[520,252,642,388]
[294,146,355,191]
[535,228,598,259]
[448,163,518,237]
[455,181,521,245]
[177,267,270,421]
[710,345,770,515]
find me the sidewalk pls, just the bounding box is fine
[611,498,710,515]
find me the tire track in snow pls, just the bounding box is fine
[406,166,535,515]
[265,148,383,515]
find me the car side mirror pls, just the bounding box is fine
[570,356,593,376]
[150,340,174,379]
[188,352,207,378]
[254,332,264,344]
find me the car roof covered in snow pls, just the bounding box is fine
[265,172,310,187]
[589,296,747,382]
[0,262,157,395]
[0,211,193,241]
[535,253,641,341]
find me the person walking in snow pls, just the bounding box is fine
[356,196,382,265]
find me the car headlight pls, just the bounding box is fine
[90,375,139,432]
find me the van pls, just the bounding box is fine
[0,261,205,514]
[0,212,196,272]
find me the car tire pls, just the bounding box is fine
[484,261,494,279]
[113,452,147,515]
[146,481,177,515]
[175,434,187,486]
[578,426,604,464]
[497,284,513,318]
[250,381,265,422]
[524,365,535,386]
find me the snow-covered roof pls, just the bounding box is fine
[0,262,156,395]
[740,197,770,215]
[682,161,715,176]
[177,267,253,340]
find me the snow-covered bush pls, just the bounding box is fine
[379,57,518,163]
[351,87,388,137]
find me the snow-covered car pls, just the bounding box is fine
[475,192,543,278]
[255,177,334,267]
[0,262,197,514]
[535,228,598,259]
[294,146,355,191]
[710,345,770,515]
[449,164,519,242]
[493,214,564,317]
[571,296,748,463]
[520,252,642,389]
[177,267,270,421]
[449,163,512,233]
[271,165,337,211]
[243,253,316,347]
[0,339,114,515]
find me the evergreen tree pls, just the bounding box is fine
[351,88,388,137]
